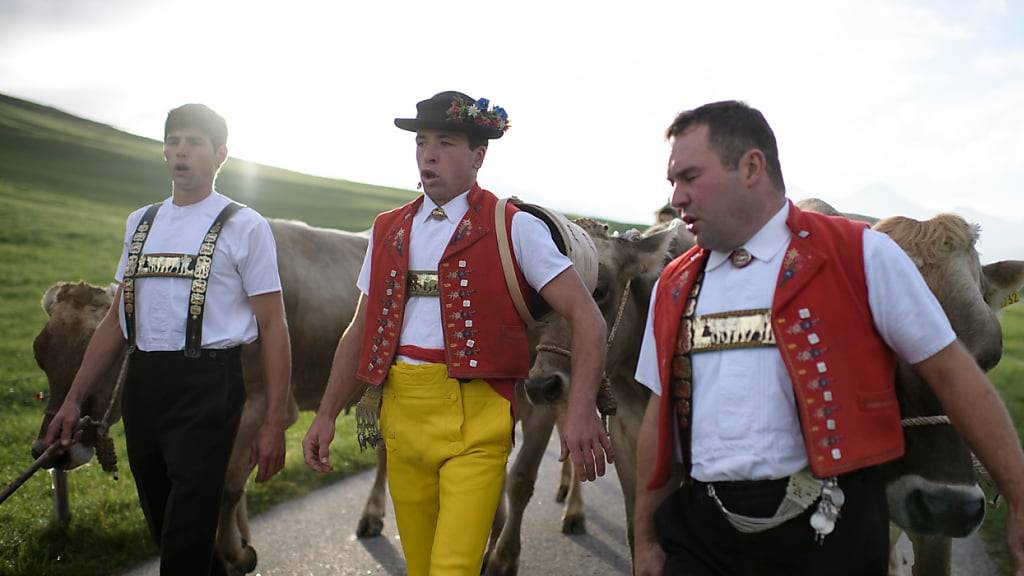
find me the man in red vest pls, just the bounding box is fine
[302,91,612,575]
[631,101,1024,575]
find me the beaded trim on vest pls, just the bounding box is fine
[670,262,706,481]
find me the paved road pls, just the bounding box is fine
[122,432,997,576]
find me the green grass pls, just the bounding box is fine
[0,92,641,575]
[981,304,1024,576]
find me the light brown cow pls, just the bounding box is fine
[483,219,693,576]
[520,202,1024,576]
[797,199,1024,576]
[31,219,369,575]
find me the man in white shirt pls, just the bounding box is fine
[632,100,1024,576]
[303,91,612,575]
[45,104,291,576]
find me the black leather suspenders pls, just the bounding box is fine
[122,202,244,357]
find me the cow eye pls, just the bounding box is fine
[592,283,610,303]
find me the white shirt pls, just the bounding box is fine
[634,203,956,481]
[114,192,282,351]
[357,191,572,361]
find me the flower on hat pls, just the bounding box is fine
[446,96,510,133]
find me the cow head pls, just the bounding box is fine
[525,219,692,405]
[874,214,1024,537]
[30,282,123,470]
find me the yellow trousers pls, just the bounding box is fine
[381,363,512,576]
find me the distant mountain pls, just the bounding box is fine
[793,183,1022,263]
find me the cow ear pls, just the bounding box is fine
[620,222,681,278]
[982,260,1024,310]
[41,283,64,316]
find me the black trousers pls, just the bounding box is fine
[122,348,245,576]
[654,467,889,576]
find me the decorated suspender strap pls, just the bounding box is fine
[184,202,243,358]
[122,203,162,354]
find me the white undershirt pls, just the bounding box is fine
[634,203,956,481]
[114,192,282,351]
[357,191,572,361]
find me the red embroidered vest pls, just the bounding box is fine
[355,185,533,401]
[646,202,902,489]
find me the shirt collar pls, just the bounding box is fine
[706,202,791,272]
[418,190,470,223]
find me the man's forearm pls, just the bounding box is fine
[635,395,674,544]
[567,307,607,411]
[317,330,364,418]
[259,318,292,427]
[916,342,1024,506]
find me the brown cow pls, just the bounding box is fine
[798,199,1024,576]
[484,219,693,576]
[518,202,1024,576]
[31,219,369,575]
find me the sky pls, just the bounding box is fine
[1,0,1021,257]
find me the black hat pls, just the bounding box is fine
[394,91,510,140]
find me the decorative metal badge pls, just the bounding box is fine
[134,253,197,278]
[689,309,776,353]
[407,270,440,297]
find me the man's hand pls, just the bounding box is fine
[633,538,665,576]
[249,422,285,483]
[44,401,82,449]
[303,415,336,473]
[559,405,614,482]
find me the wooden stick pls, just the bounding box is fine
[0,442,63,506]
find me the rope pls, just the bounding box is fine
[605,280,632,346]
[900,415,951,427]
[93,353,128,479]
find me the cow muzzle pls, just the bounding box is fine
[31,429,97,471]
[886,475,985,537]
[524,373,567,405]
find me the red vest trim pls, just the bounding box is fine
[646,202,902,489]
[355,184,533,404]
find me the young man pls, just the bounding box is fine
[303,91,612,575]
[45,104,291,576]
[631,101,1024,575]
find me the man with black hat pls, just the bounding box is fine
[303,91,613,575]
[45,103,291,576]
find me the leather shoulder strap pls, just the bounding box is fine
[495,198,536,328]
[123,203,162,353]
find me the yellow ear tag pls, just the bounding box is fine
[1002,291,1021,309]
